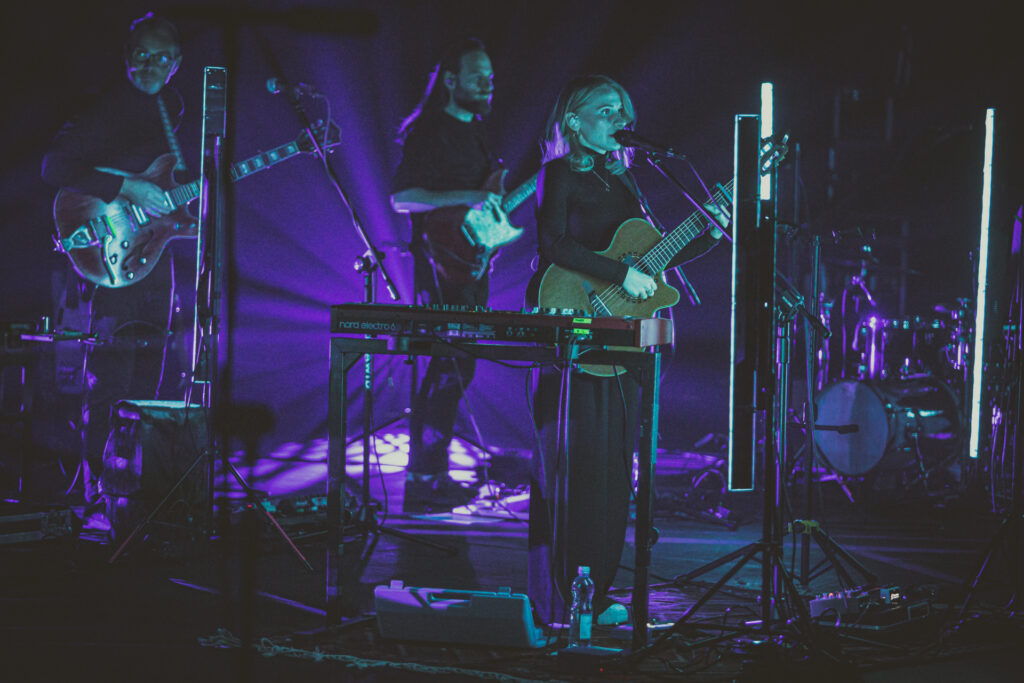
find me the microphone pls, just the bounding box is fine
[266,77,322,99]
[613,130,684,159]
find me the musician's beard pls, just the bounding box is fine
[454,91,492,117]
[128,68,167,95]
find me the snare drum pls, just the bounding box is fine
[813,376,962,476]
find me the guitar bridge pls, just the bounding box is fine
[582,281,612,317]
[57,218,110,252]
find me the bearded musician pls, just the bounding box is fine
[390,38,503,513]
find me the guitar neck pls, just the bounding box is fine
[645,179,734,273]
[165,138,305,210]
[500,173,539,214]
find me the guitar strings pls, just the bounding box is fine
[590,211,707,311]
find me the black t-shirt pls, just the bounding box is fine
[392,108,496,247]
[42,80,183,203]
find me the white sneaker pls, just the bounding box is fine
[83,461,103,505]
[83,508,111,532]
[597,602,628,626]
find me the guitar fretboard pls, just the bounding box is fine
[164,140,305,209]
[501,173,539,214]
[641,179,734,273]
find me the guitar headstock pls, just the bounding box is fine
[759,132,790,175]
[296,119,342,154]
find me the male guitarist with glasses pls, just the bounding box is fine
[390,37,522,513]
[41,12,189,531]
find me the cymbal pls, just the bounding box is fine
[825,258,920,276]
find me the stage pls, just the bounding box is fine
[2,440,1021,682]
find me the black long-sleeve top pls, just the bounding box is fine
[41,80,183,203]
[531,155,719,297]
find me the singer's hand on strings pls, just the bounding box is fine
[703,200,729,238]
[623,268,657,300]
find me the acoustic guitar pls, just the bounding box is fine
[536,182,732,376]
[537,137,787,376]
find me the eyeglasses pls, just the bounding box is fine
[128,47,178,67]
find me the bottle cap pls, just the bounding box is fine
[577,566,590,575]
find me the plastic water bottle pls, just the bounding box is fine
[568,565,595,648]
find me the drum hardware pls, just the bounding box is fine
[822,244,883,384]
[854,314,950,381]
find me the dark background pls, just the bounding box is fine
[2,0,1020,460]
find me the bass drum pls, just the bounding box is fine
[813,376,962,476]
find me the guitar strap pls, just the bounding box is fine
[620,170,668,232]
[157,91,187,172]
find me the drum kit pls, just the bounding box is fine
[811,246,972,492]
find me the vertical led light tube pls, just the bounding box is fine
[728,115,761,492]
[759,82,774,200]
[729,117,740,489]
[968,108,995,459]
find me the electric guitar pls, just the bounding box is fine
[420,168,537,283]
[536,139,787,376]
[52,121,340,288]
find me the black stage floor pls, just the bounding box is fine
[2,451,1022,682]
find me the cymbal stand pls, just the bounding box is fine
[624,128,827,666]
[828,246,878,384]
[956,221,1023,619]
[625,293,823,667]
[791,238,877,588]
[348,252,457,555]
[267,69,452,557]
[112,66,309,570]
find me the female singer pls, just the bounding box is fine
[527,75,722,627]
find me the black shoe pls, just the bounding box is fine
[403,474,479,513]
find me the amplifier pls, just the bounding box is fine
[0,502,75,546]
[101,400,207,542]
[374,581,549,648]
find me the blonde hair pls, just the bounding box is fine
[541,75,635,174]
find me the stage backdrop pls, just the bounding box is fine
[2,0,1020,463]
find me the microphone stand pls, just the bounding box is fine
[630,156,693,305]
[642,154,736,306]
[275,86,455,614]
[278,86,399,302]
